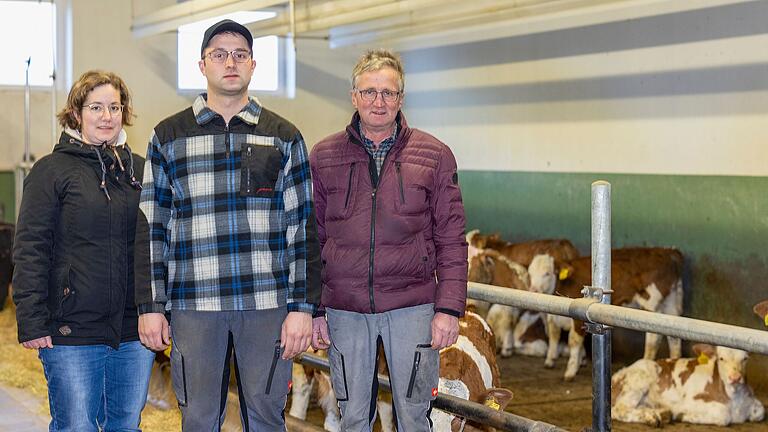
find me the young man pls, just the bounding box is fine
[310,49,468,431]
[135,20,320,431]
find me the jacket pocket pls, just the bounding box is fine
[54,266,74,320]
[393,162,428,216]
[325,163,357,220]
[328,341,349,401]
[406,343,439,402]
[240,144,282,198]
[265,339,281,394]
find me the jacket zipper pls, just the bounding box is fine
[395,161,405,204]
[406,350,421,398]
[265,340,281,394]
[344,163,356,208]
[368,186,377,313]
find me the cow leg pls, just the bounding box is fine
[544,314,562,368]
[679,403,731,426]
[316,372,341,432]
[563,324,584,381]
[659,279,683,359]
[643,332,662,360]
[487,304,518,356]
[376,397,395,432]
[289,363,312,420]
[611,367,669,427]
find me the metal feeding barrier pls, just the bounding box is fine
[468,180,768,431]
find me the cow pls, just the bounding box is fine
[528,247,684,380]
[511,310,568,358]
[466,230,580,267]
[430,310,514,431]
[467,249,530,356]
[754,300,768,326]
[611,343,765,427]
[289,350,341,431]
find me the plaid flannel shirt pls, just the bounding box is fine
[135,95,319,314]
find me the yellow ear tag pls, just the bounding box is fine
[764,315,768,327]
[484,398,501,411]
[559,268,570,280]
[697,353,709,365]
[163,340,173,358]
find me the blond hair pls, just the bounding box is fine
[351,49,404,91]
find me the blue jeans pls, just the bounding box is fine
[38,341,155,432]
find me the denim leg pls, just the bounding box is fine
[39,345,107,432]
[103,341,155,432]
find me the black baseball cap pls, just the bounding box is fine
[200,19,254,57]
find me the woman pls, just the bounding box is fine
[12,70,154,432]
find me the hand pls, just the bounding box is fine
[311,316,330,350]
[21,336,53,350]
[139,313,170,352]
[281,311,312,359]
[431,312,459,350]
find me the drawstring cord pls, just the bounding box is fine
[91,145,111,201]
[123,143,142,191]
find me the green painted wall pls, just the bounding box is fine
[461,170,768,377]
[0,172,13,224]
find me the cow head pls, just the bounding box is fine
[468,252,497,285]
[754,300,768,326]
[528,254,558,294]
[694,344,749,386]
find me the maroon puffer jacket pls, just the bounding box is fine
[310,112,467,315]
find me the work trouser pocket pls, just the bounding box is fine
[170,340,188,407]
[328,342,349,401]
[406,343,439,402]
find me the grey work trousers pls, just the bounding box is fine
[326,304,438,432]
[169,308,291,431]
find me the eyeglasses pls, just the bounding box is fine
[355,88,401,104]
[82,103,123,116]
[204,49,252,64]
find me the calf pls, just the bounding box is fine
[289,350,341,431]
[612,344,765,426]
[468,249,530,356]
[430,311,514,431]
[466,230,579,267]
[529,247,684,380]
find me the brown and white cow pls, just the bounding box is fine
[529,247,684,380]
[611,344,765,426]
[511,310,568,358]
[430,311,514,431]
[467,249,530,356]
[466,230,580,267]
[289,350,341,431]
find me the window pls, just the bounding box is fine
[178,11,281,92]
[0,0,55,86]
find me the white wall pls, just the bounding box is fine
[1,0,767,177]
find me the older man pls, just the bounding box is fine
[310,49,467,431]
[136,20,320,431]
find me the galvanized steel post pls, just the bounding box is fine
[590,181,611,431]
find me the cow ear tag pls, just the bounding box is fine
[484,397,501,410]
[164,339,173,358]
[559,268,570,280]
[697,352,709,365]
[764,314,768,327]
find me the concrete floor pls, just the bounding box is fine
[0,385,49,431]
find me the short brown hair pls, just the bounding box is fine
[57,70,134,129]
[351,49,404,92]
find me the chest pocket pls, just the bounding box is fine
[241,144,283,198]
[393,161,429,215]
[324,162,358,220]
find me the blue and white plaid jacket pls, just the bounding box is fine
[135,95,320,314]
